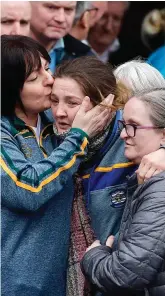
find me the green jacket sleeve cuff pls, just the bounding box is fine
[70,128,89,141]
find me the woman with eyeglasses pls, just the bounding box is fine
[50,57,165,296]
[81,70,165,295]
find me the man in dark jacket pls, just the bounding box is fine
[30,1,93,74]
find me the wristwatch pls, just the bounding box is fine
[159,144,165,149]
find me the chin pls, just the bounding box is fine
[124,152,140,164]
[48,31,65,40]
[57,128,68,134]
[125,150,135,161]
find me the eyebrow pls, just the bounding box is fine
[124,117,142,125]
[51,94,82,100]
[43,2,76,8]
[1,17,14,21]
[1,17,30,21]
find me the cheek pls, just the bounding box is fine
[66,16,74,27]
[21,87,42,104]
[134,134,161,156]
[51,105,57,117]
[24,26,30,33]
[69,106,80,122]
[114,26,121,35]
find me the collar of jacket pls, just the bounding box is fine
[63,34,92,55]
[9,111,54,138]
[126,171,138,187]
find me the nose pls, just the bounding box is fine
[105,16,113,31]
[44,71,54,87]
[54,103,67,117]
[120,127,128,140]
[54,8,65,23]
[11,22,21,35]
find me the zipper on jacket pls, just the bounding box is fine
[39,124,53,158]
[25,125,48,158]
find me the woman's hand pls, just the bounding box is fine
[106,235,115,248]
[72,94,114,138]
[136,149,165,184]
[86,240,101,252]
[85,235,115,253]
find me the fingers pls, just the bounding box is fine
[137,150,165,183]
[136,161,151,184]
[143,167,158,181]
[89,110,110,135]
[137,164,160,184]
[152,169,162,176]
[90,94,114,117]
[106,235,114,248]
[79,96,92,114]
[137,151,165,183]
[101,94,115,107]
[98,109,112,129]
[86,240,101,252]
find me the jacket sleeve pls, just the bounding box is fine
[1,125,88,212]
[81,176,165,292]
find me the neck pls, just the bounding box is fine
[30,29,57,52]
[15,107,38,127]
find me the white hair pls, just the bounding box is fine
[114,60,165,94]
[114,60,165,128]
[137,88,165,128]
[74,1,92,25]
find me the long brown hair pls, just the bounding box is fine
[54,56,130,110]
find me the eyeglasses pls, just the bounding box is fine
[118,120,164,138]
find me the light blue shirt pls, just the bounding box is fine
[49,38,65,74]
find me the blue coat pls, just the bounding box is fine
[147,45,165,78]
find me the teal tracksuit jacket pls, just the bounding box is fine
[1,112,88,296]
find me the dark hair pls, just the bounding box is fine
[1,35,51,116]
[55,56,129,110]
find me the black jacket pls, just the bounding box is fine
[81,172,165,296]
[59,34,94,64]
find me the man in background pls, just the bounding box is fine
[1,1,31,36]
[70,1,97,44]
[88,1,129,63]
[30,1,93,74]
[89,1,107,27]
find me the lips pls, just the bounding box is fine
[57,122,70,127]
[50,25,65,31]
[125,143,134,147]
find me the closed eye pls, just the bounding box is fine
[68,101,80,106]
[29,76,38,82]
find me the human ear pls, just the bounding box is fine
[80,11,90,29]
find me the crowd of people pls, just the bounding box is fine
[1,2,165,296]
